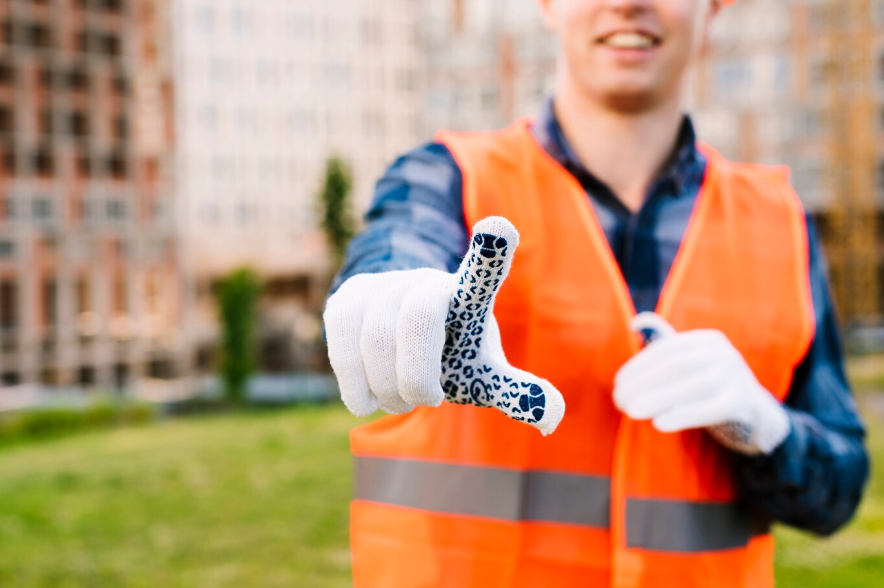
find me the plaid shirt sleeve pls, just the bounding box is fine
[735,214,870,535]
[329,142,468,296]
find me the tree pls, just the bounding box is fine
[318,156,356,268]
[216,268,261,404]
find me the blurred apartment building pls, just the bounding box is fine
[422,0,884,325]
[0,0,179,390]
[693,0,884,325]
[423,0,554,133]
[173,0,424,372]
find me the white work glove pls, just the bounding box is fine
[613,312,791,455]
[323,216,565,436]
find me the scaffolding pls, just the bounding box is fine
[823,0,880,324]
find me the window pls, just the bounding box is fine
[103,0,124,12]
[794,108,825,139]
[232,7,250,34]
[1,372,20,386]
[107,199,126,220]
[78,366,96,386]
[112,75,127,95]
[3,147,16,174]
[33,197,53,221]
[41,278,56,326]
[481,87,498,111]
[39,66,54,88]
[114,115,127,138]
[0,280,17,329]
[1,20,14,45]
[713,58,752,101]
[2,196,18,220]
[103,34,121,56]
[76,277,91,314]
[0,240,13,257]
[39,109,53,134]
[28,24,53,49]
[0,107,14,133]
[68,67,90,91]
[107,151,127,179]
[0,62,14,85]
[76,30,90,52]
[77,155,91,177]
[196,3,214,33]
[810,58,835,91]
[33,146,54,176]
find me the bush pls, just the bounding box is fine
[216,268,262,404]
[318,156,356,269]
[0,402,157,447]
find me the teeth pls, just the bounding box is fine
[603,32,655,49]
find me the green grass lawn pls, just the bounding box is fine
[0,402,881,587]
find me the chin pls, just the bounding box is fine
[595,86,660,113]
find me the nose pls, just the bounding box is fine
[605,0,653,16]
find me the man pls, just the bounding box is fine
[323,0,869,586]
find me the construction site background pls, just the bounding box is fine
[0,0,881,405]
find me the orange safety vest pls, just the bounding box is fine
[350,119,815,588]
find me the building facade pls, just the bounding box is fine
[0,0,180,390]
[693,0,883,324]
[173,0,424,371]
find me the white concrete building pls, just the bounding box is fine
[172,0,424,367]
[174,0,423,275]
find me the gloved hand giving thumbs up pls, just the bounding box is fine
[324,216,565,435]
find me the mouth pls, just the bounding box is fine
[597,31,661,50]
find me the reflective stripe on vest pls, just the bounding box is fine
[355,456,769,552]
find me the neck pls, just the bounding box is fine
[554,80,686,213]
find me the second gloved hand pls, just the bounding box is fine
[323,216,565,436]
[612,313,791,455]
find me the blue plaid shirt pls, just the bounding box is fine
[332,100,869,535]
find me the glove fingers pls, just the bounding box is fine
[449,217,519,338]
[360,277,416,415]
[652,395,733,433]
[613,348,713,413]
[615,330,715,389]
[614,366,718,420]
[395,270,452,407]
[324,275,378,417]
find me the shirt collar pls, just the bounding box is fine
[531,98,705,200]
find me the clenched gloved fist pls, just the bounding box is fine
[324,216,565,436]
[613,312,791,455]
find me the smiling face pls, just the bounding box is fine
[537,0,719,112]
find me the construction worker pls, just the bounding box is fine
[323,0,870,586]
